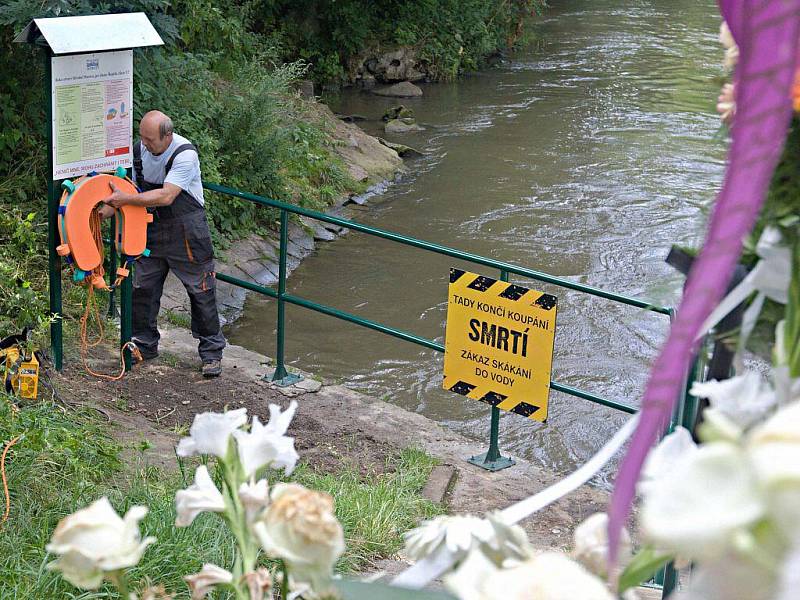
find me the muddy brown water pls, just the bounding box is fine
[229,0,727,487]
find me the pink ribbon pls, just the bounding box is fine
[607,0,800,568]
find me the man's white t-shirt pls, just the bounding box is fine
[140,133,205,206]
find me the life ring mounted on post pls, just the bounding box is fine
[56,167,150,380]
[57,167,152,290]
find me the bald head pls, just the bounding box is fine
[139,110,174,155]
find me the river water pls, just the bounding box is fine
[229,0,727,486]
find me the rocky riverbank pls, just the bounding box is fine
[160,100,405,326]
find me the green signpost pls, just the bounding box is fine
[15,13,163,371]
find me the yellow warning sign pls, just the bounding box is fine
[443,268,557,422]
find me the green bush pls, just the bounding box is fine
[0,0,543,331]
[250,0,546,82]
[0,0,361,329]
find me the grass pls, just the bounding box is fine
[0,396,442,598]
[163,310,192,330]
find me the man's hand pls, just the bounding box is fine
[97,204,115,220]
[103,182,129,209]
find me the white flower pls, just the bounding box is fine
[717,83,735,125]
[447,551,614,600]
[234,402,299,476]
[776,541,800,600]
[238,479,270,523]
[46,497,155,589]
[641,442,765,561]
[719,21,739,70]
[639,426,698,495]
[482,512,534,563]
[175,466,226,527]
[571,513,631,578]
[674,551,776,600]
[403,514,494,562]
[691,371,776,431]
[241,568,272,600]
[184,563,233,599]
[751,227,791,304]
[747,401,800,539]
[176,408,248,458]
[252,483,344,597]
[443,547,500,600]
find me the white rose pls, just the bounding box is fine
[176,408,248,458]
[252,483,344,596]
[234,402,299,476]
[447,551,614,600]
[175,465,226,527]
[571,512,631,578]
[46,497,155,589]
[184,563,233,599]
[641,442,765,561]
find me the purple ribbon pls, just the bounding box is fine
[607,0,800,569]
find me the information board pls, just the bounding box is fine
[443,268,558,422]
[51,50,133,180]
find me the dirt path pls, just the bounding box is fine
[54,325,617,561]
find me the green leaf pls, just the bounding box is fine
[618,546,674,594]
[334,579,457,600]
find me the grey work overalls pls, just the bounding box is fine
[131,141,226,362]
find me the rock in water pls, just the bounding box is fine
[373,82,423,98]
[377,137,425,158]
[385,119,424,133]
[382,105,415,121]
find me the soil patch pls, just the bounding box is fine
[52,348,396,477]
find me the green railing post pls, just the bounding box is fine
[270,209,301,386]
[120,271,133,371]
[467,270,515,472]
[45,51,63,371]
[107,214,118,319]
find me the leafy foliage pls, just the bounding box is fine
[0,0,541,330]
[0,0,359,328]
[250,0,546,82]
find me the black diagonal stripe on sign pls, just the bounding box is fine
[449,381,476,396]
[467,275,496,292]
[511,402,540,418]
[450,268,466,284]
[534,293,558,311]
[478,391,507,407]
[499,284,529,301]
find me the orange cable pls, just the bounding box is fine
[1,435,21,526]
[63,176,142,380]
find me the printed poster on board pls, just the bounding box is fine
[51,50,133,180]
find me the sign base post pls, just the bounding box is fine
[468,406,515,471]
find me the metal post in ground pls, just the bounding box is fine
[270,209,301,386]
[467,269,515,471]
[45,51,63,371]
[107,214,118,319]
[120,270,133,370]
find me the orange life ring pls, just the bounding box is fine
[57,172,152,289]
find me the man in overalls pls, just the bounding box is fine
[101,110,225,377]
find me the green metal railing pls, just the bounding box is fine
[204,181,686,598]
[204,180,673,421]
